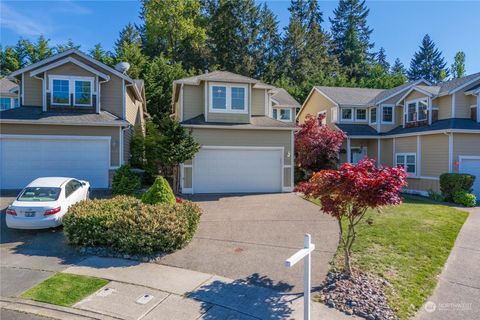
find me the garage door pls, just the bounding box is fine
[459,156,480,198]
[0,135,110,189]
[193,147,282,193]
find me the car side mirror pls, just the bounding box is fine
[81,182,86,187]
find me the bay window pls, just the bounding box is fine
[50,76,93,107]
[382,105,393,123]
[406,99,428,122]
[356,108,367,121]
[209,83,247,113]
[395,153,416,175]
[370,107,377,124]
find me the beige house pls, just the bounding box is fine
[297,73,480,197]
[172,71,299,194]
[0,49,146,189]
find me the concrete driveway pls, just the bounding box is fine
[159,193,339,293]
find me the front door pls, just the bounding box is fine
[351,147,368,164]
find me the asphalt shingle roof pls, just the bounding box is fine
[385,118,480,135]
[416,85,441,95]
[181,114,295,129]
[271,88,300,107]
[438,72,480,94]
[0,106,128,125]
[0,78,18,95]
[315,86,384,106]
[336,124,379,136]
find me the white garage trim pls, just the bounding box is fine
[187,145,285,194]
[459,155,480,161]
[0,134,111,142]
[458,155,480,198]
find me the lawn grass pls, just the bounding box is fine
[22,273,108,307]
[310,195,468,319]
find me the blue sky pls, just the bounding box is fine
[1,1,479,73]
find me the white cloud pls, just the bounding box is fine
[54,0,91,15]
[0,2,49,36]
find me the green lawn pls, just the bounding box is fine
[310,195,468,319]
[22,273,108,307]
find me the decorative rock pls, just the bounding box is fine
[327,299,335,308]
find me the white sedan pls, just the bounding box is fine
[6,177,90,229]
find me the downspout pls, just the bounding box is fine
[98,77,110,114]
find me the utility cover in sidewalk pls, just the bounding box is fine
[74,281,168,320]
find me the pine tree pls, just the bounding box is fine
[55,39,80,54]
[0,46,20,75]
[89,44,114,66]
[24,36,53,63]
[330,0,374,80]
[115,23,141,51]
[391,58,406,76]
[114,24,147,79]
[376,47,389,71]
[407,34,448,82]
[451,51,466,79]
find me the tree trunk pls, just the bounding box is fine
[344,247,352,276]
[172,165,179,194]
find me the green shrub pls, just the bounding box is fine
[428,190,444,202]
[439,173,475,202]
[141,176,176,204]
[453,191,477,207]
[112,165,141,195]
[63,196,202,254]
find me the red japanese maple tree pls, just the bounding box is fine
[296,158,407,275]
[295,114,346,176]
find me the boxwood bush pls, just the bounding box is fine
[63,196,202,254]
[453,190,477,207]
[439,173,475,202]
[112,165,141,196]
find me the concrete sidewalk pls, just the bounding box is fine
[416,207,480,320]
[62,256,355,320]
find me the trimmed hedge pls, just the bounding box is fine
[141,176,175,204]
[439,173,475,202]
[63,196,202,254]
[112,165,141,196]
[453,191,477,207]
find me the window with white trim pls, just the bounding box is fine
[395,153,416,175]
[406,99,428,122]
[341,108,353,121]
[273,107,292,122]
[369,107,377,124]
[355,108,367,121]
[50,76,93,107]
[382,105,393,123]
[0,97,11,110]
[209,83,248,113]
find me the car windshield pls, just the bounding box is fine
[17,187,61,201]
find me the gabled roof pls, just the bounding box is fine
[335,124,379,136]
[0,78,18,95]
[369,79,430,105]
[8,49,135,84]
[315,86,384,106]
[438,72,480,95]
[174,70,275,89]
[271,88,300,108]
[385,118,480,135]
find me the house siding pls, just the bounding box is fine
[420,134,449,177]
[394,136,417,154]
[380,138,393,166]
[0,123,121,166]
[22,73,42,106]
[406,178,440,193]
[46,62,97,83]
[182,84,204,121]
[434,95,452,120]
[453,133,480,173]
[297,90,336,128]
[251,88,266,116]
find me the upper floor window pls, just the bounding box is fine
[0,97,19,111]
[382,105,394,123]
[370,107,377,124]
[355,108,367,121]
[50,76,93,107]
[209,83,248,113]
[341,108,353,121]
[406,99,428,122]
[273,108,292,122]
[395,153,416,175]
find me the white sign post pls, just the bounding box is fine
[285,234,315,320]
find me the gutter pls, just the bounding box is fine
[0,119,130,127]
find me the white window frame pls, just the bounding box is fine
[272,107,292,122]
[355,108,367,122]
[381,105,394,124]
[340,107,353,121]
[369,107,377,124]
[331,107,338,123]
[395,152,417,176]
[49,75,94,107]
[405,98,428,123]
[208,82,248,114]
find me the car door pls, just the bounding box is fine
[64,180,82,207]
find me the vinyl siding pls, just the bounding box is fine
[380,138,393,166]
[297,89,336,128]
[251,88,266,116]
[434,95,452,120]
[22,73,42,106]
[182,83,204,121]
[100,74,123,118]
[404,90,429,102]
[421,134,449,176]
[454,92,473,118]
[394,136,416,153]
[453,133,480,173]
[378,105,402,132]
[0,123,120,166]
[406,178,440,193]
[125,88,141,125]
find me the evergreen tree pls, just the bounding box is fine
[407,34,448,82]
[24,36,53,63]
[115,23,142,51]
[391,58,406,76]
[451,51,466,79]
[89,43,114,66]
[0,46,20,75]
[376,47,389,71]
[55,39,80,53]
[114,25,147,79]
[13,39,29,68]
[330,0,374,80]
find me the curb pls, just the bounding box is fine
[1,297,121,320]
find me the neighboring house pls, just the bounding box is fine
[0,49,146,189]
[297,73,480,197]
[172,71,298,194]
[0,78,19,111]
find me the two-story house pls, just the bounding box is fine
[0,49,146,189]
[172,71,299,194]
[297,73,480,198]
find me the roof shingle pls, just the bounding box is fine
[181,114,295,129]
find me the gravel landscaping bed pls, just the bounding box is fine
[316,270,397,320]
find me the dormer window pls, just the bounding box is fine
[355,108,367,121]
[273,108,292,122]
[370,107,377,124]
[209,83,248,113]
[341,108,353,121]
[50,75,93,107]
[406,99,428,122]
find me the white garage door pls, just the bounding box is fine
[193,147,283,193]
[459,156,480,198]
[0,135,110,189]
